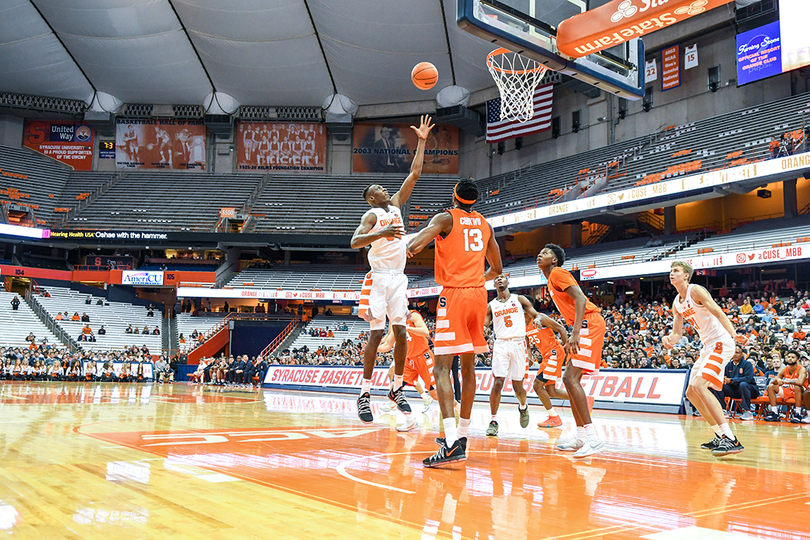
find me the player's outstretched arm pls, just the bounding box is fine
[350,211,402,249]
[483,224,503,282]
[391,115,434,208]
[406,212,451,256]
[519,295,539,324]
[691,285,748,346]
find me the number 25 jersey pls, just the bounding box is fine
[434,208,491,288]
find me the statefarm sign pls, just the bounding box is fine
[263,366,687,408]
[487,152,810,229]
[557,0,733,58]
[581,243,809,281]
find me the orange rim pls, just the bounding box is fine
[486,47,549,75]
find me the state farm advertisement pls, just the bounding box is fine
[263,367,688,408]
[23,120,93,170]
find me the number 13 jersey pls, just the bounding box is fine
[434,208,491,288]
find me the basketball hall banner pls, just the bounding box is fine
[115,118,206,170]
[23,120,94,171]
[237,122,326,173]
[352,123,459,175]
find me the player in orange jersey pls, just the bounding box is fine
[407,178,502,467]
[763,350,808,423]
[351,115,434,424]
[526,313,570,428]
[378,310,438,430]
[537,244,606,458]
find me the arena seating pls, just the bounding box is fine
[36,287,162,352]
[0,145,71,228]
[0,291,60,348]
[286,316,366,351]
[176,312,227,353]
[476,92,810,218]
[66,171,263,232]
[227,264,431,291]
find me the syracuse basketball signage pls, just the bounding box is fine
[263,366,688,410]
[557,0,733,58]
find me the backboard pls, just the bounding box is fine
[458,0,645,99]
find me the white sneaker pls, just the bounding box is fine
[381,402,396,413]
[421,395,433,413]
[573,439,605,458]
[740,411,754,421]
[396,415,419,432]
[555,435,585,451]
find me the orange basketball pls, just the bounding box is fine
[411,62,438,90]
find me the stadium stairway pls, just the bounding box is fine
[0,291,62,349]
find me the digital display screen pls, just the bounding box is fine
[737,0,810,86]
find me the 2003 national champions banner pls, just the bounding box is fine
[352,122,459,174]
[23,120,94,170]
[115,118,206,170]
[237,122,326,172]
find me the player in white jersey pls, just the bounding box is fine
[483,274,544,436]
[350,115,434,424]
[664,261,748,456]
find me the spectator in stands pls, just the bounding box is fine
[142,325,150,334]
[81,312,90,322]
[126,324,134,334]
[179,333,185,344]
[719,344,758,420]
[155,356,173,383]
[96,298,104,306]
[85,296,92,305]
[152,326,160,335]
[740,299,753,315]
[55,312,63,321]
[133,326,140,335]
[48,360,64,381]
[224,301,230,313]
[98,326,106,335]
[10,296,20,311]
[82,324,92,335]
[147,304,154,317]
[25,332,35,343]
[793,324,807,344]
[71,312,80,321]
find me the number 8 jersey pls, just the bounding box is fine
[434,208,491,288]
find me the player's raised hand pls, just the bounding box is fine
[379,223,404,240]
[410,115,435,140]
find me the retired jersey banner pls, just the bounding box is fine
[115,118,206,170]
[23,120,94,170]
[237,122,326,173]
[352,123,459,175]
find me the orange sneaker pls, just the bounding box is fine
[538,415,563,428]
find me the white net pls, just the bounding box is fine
[486,48,549,123]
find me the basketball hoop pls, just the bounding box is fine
[486,48,549,123]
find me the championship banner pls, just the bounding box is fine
[263,367,688,410]
[352,123,459,175]
[237,122,326,173]
[23,120,93,170]
[115,118,206,170]
[661,44,681,91]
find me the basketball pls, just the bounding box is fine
[411,62,438,90]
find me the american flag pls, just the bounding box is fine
[486,83,554,143]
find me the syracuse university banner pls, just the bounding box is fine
[237,122,326,173]
[115,118,206,170]
[352,122,459,174]
[23,120,93,170]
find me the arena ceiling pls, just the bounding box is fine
[0,0,626,112]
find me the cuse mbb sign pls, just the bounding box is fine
[557,0,733,58]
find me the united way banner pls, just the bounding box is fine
[115,118,206,170]
[23,120,94,170]
[352,123,458,175]
[237,122,326,173]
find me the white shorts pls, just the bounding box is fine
[367,271,408,331]
[690,335,734,391]
[491,338,528,380]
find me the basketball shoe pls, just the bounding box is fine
[486,420,499,437]
[357,392,373,423]
[700,435,722,450]
[555,434,584,451]
[518,404,530,428]
[423,438,466,468]
[388,386,412,414]
[538,415,563,428]
[711,436,744,456]
[396,415,419,432]
[573,438,605,458]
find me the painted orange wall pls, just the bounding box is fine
[676,181,786,231]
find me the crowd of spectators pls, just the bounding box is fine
[189,354,268,389]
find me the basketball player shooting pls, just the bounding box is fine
[351,115,434,424]
[407,179,502,468]
[664,261,748,456]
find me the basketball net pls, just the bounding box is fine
[487,48,549,123]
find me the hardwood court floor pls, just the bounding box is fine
[1,381,808,539]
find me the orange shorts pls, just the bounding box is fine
[537,346,564,385]
[569,312,605,375]
[433,287,489,356]
[404,350,435,388]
